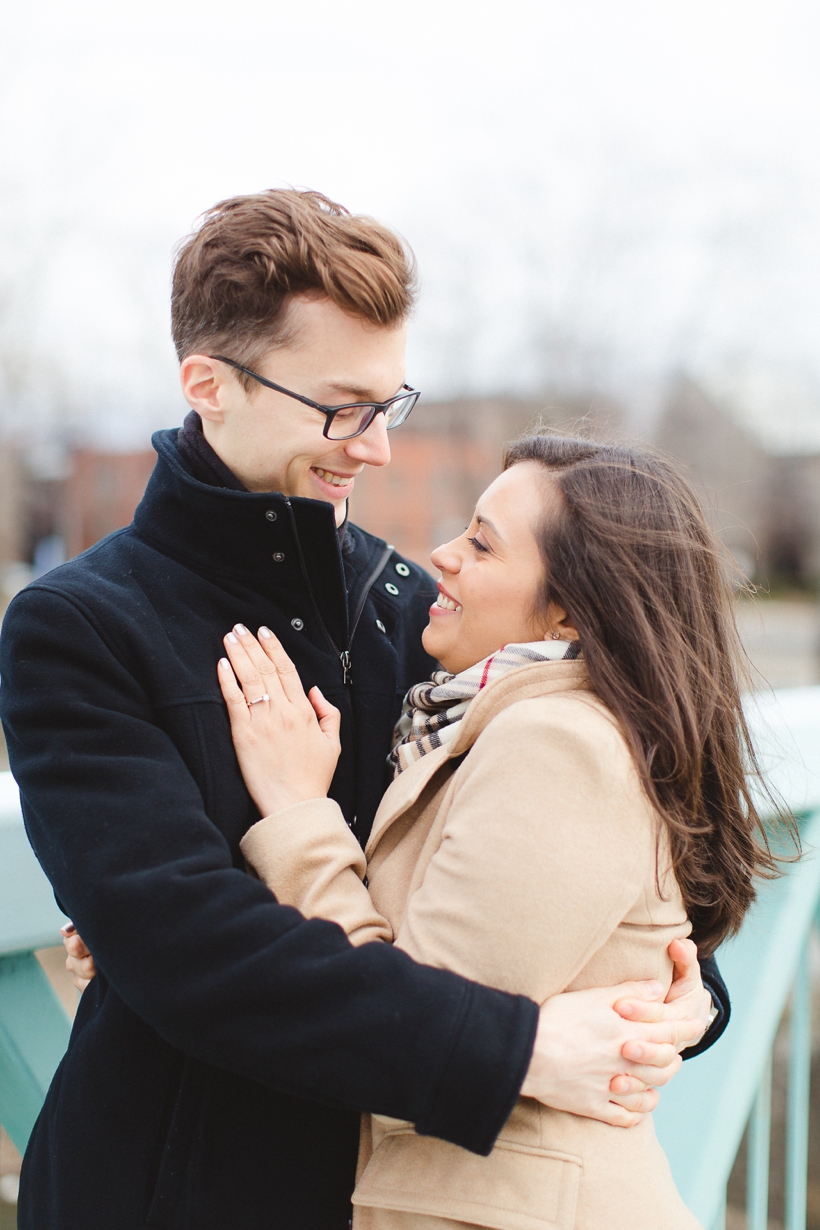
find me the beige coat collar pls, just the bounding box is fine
[366,658,591,857]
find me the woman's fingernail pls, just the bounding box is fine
[258,627,272,639]
[234,624,248,636]
[219,658,232,670]
[226,632,238,644]
[60,922,76,936]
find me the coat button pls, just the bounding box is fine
[375,619,386,633]
[395,562,410,577]
[384,582,399,596]
[265,509,278,522]
[291,618,304,631]
[272,552,285,562]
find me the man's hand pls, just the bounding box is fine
[613,938,712,1086]
[61,923,96,992]
[521,940,710,1128]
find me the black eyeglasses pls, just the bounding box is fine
[210,356,420,441]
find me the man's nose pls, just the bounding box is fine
[345,412,391,468]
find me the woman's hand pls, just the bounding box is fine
[61,922,96,992]
[218,624,341,816]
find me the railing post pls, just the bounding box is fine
[785,936,811,1230]
[746,1054,772,1230]
[0,951,71,1152]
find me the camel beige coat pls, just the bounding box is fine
[240,660,701,1230]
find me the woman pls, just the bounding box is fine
[207,435,784,1230]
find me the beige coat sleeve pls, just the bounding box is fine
[239,799,393,946]
[394,697,651,1002]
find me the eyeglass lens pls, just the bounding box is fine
[325,393,418,440]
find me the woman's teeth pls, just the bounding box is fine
[436,593,462,613]
[312,467,350,488]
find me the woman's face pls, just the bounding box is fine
[422,461,574,674]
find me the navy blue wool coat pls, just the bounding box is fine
[0,427,728,1230]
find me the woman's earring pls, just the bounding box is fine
[550,631,561,641]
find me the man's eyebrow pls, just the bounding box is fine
[323,381,403,403]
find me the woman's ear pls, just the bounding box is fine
[545,601,580,643]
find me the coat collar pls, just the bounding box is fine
[366,658,591,856]
[134,429,364,645]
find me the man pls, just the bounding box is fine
[0,190,727,1230]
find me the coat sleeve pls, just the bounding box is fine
[240,800,393,946]
[682,953,731,1058]
[394,698,658,1003]
[240,705,732,1057]
[0,584,538,1157]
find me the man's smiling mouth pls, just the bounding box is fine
[311,467,354,488]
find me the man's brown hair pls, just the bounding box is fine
[171,189,416,386]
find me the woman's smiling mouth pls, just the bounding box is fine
[432,583,462,614]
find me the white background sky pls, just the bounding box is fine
[2,0,820,450]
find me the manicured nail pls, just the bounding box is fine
[234,624,248,636]
[226,632,238,644]
[60,922,76,936]
[258,626,272,639]
[219,658,231,670]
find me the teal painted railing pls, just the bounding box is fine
[0,773,71,1154]
[655,685,820,1228]
[1,685,819,1223]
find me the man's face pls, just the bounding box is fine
[180,295,407,525]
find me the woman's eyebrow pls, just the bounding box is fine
[476,514,502,540]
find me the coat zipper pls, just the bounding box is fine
[285,499,393,686]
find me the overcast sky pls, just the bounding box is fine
[2,0,820,449]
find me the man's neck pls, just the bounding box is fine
[176,411,248,491]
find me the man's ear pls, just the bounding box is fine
[180,355,232,424]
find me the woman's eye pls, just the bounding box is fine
[467,536,489,553]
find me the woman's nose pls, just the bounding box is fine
[430,540,462,574]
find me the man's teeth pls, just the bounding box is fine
[313,467,350,488]
[436,593,462,613]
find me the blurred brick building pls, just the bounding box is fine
[349,393,624,566]
[62,450,156,558]
[0,448,155,614]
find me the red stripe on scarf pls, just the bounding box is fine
[479,653,496,690]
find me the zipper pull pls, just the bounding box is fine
[340,650,352,686]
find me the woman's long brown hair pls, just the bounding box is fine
[504,434,797,956]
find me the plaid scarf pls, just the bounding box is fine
[389,639,582,776]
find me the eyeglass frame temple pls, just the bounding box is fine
[209,355,418,437]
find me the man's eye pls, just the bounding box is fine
[334,405,372,422]
[467,536,489,553]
